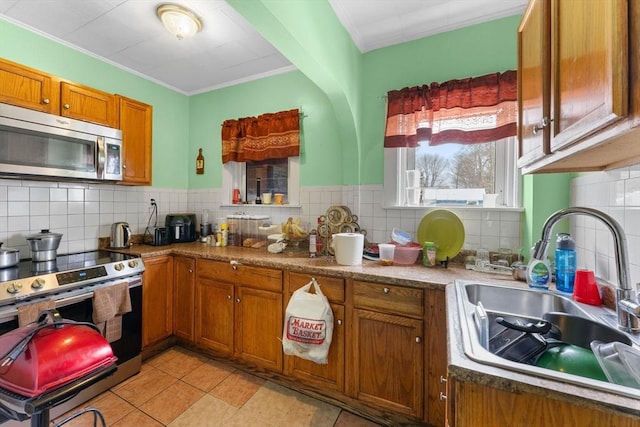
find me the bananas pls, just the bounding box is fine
[283,217,307,239]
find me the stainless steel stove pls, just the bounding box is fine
[0,250,143,307]
[0,250,144,426]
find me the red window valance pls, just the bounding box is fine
[384,70,517,148]
[221,109,300,163]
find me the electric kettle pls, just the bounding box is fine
[110,222,132,248]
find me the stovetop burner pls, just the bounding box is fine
[0,250,144,307]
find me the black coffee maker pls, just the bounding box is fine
[165,214,197,243]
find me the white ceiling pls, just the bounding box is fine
[0,0,527,95]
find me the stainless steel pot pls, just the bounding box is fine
[26,229,62,261]
[0,242,20,268]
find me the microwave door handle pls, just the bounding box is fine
[96,136,105,179]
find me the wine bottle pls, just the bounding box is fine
[196,148,204,174]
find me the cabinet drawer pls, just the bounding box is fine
[196,259,282,292]
[352,281,424,317]
[288,272,345,303]
[197,259,235,281]
[235,265,282,291]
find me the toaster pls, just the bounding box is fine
[165,214,197,243]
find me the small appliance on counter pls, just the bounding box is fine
[148,226,170,246]
[165,214,197,243]
[110,222,132,248]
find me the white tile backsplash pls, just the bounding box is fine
[0,179,525,261]
[571,165,640,290]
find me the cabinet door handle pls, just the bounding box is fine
[188,269,193,273]
[533,116,553,134]
[337,319,342,326]
[122,164,127,169]
[236,298,241,303]
[63,103,70,109]
[440,375,447,384]
[439,392,447,401]
[383,287,390,294]
[415,336,422,343]
[227,295,232,300]
[42,98,50,105]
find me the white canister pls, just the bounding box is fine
[332,233,365,266]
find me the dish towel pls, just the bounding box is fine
[92,282,131,342]
[17,300,56,327]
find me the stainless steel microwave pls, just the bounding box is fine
[0,103,123,181]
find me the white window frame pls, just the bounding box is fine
[383,136,520,208]
[222,158,300,206]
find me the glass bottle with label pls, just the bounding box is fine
[196,148,204,174]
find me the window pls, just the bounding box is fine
[384,136,519,207]
[222,157,300,205]
[383,70,519,208]
[245,159,288,203]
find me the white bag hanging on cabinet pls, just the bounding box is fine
[282,278,334,364]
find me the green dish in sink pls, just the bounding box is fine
[535,344,608,382]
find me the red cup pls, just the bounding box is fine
[572,269,602,305]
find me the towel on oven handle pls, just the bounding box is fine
[92,282,131,342]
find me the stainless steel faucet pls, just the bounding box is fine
[531,207,639,333]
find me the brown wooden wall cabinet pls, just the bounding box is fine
[142,255,174,348]
[0,57,153,185]
[196,259,284,372]
[0,59,57,113]
[284,272,346,393]
[173,255,195,342]
[117,95,153,185]
[60,81,117,127]
[347,280,425,420]
[517,0,640,173]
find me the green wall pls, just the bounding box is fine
[361,15,521,185]
[0,18,190,189]
[188,70,342,188]
[1,7,572,244]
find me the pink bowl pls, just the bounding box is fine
[393,244,422,265]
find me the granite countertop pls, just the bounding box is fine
[110,241,523,290]
[112,241,640,417]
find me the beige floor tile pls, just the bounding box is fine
[110,408,164,426]
[111,366,178,407]
[54,392,135,426]
[181,358,236,391]
[168,394,238,427]
[224,410,277,427]
[238,381,340,427]
[208,370,265,407]
[145,346,183,367]
[150,347,208,379]
[333,410,384,427]
[139,380,205,424]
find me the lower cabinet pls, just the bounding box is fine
[142,255,173,348]
[284,272,346,392]
[450,380,638,427]
[347,280,425,419]
[195,259,283,372]
[173,255,195,342]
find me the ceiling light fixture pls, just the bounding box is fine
[156,4,202,40]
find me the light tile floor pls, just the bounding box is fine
[54,346,382,426]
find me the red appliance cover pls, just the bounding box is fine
[0,318,117,398]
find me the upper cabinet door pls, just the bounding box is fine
[60,81,117,127]
[0,58,58,113]
[518,0,551,166]
[117,95,153,186]
[550,0,628,151]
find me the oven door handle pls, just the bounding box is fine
[55,279,141,308]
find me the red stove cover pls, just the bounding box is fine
[0,317,117,398]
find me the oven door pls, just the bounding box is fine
[0,277,142,365]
